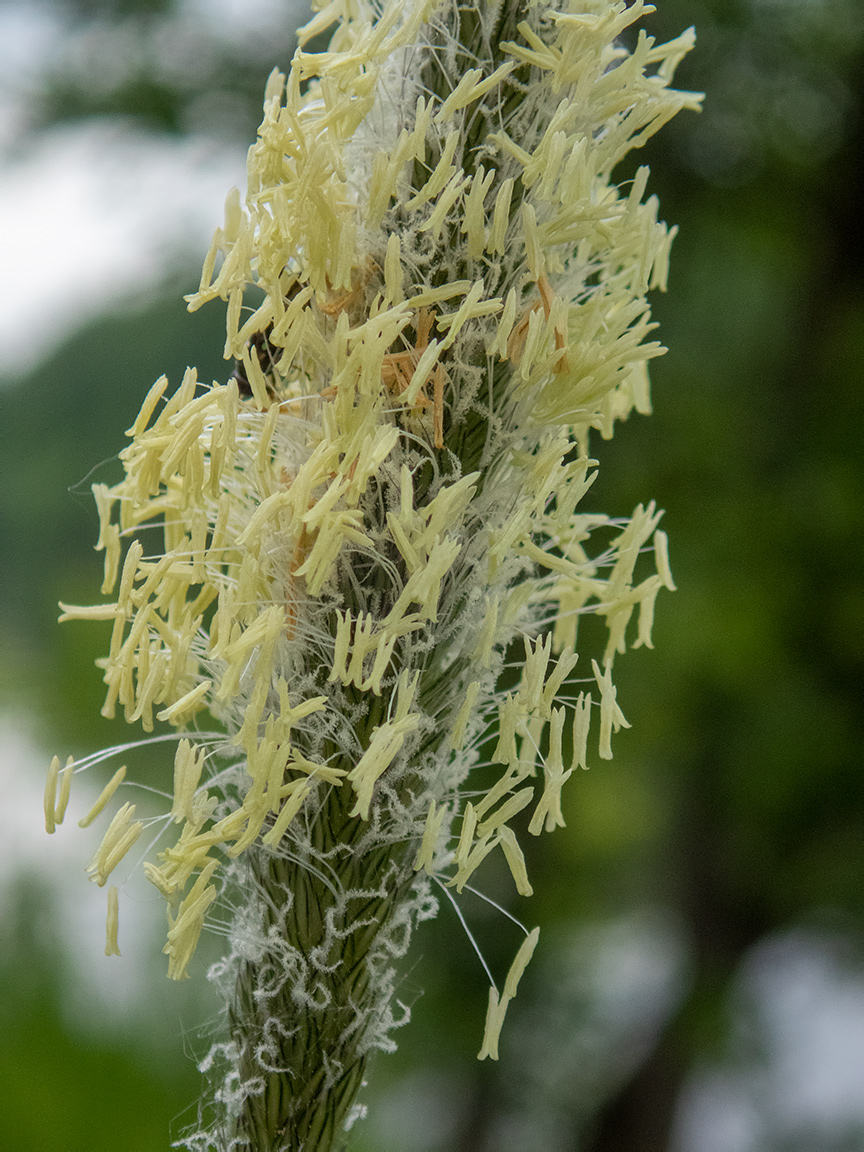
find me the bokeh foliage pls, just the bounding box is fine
[1,0,862,1148]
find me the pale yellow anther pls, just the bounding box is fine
[256,403,280,473]
[500,21,559,71]
[408,95,432,163]
[406,280,472,309]
[592,659,630,760]
[383,233,403,303]
[262,781,311,846]
[143,861,176,901]
[225,793,270,858]
[492,693,521,769]
[489,178,514,255]
[476,787,533,839]
[161,366,198,424]
[157,679,212,725]
[345,613,376,688]
[57,603,122,623]
[347,714,419,820]
[519,633,553,714]
[100,524,122,594]
[240,341,273,409]
[160,411,205,480]
[522,202,544,280]
[413,798,448,873]
[164,858,219,980]
[448,833,496,892]
[405,129,460,210]
[222,185,243,244]
[87,802,143,886]
[497,826,533,896]
[387,512,420,572]
[540,648,578,715]
[435,60,516,122]
[438,282,501,351]
[234,489,294,551]
[393,668,421,718]
[383,536,461,626]
[473,596,499,668]
[633,575,662,649]
[503,926,540,1000]
[105,885,121,956]
[419,171,470,241]
[449,681,480,751]
[125,375,168,438]
[329,610,352,683]
[474,763,527,821]
[44,755,60,834]
[362,633,397,695]
[117,539,144,613]
[547,706,565,775]
[654,529,676,590]
[488,287,518,360]
[462,166,495,259]
[399,464,414,520]
[171,740,207,825]
[294,509,368,595]
[528,707,572,835]
[54,757,74,826]
[78,765,127,828]
[414,473,478,553]
[572,692,592,770]
[454,801,477,865]
[477,986,508,1061]
[519,715,547,776]
[402,337,442,408]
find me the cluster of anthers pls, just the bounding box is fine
[47,0,699,1067]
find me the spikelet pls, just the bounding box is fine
[52,1,698,1143]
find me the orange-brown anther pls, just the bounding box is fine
[381,308,437,417]
[506,274,569,372]
[318,258,379,317]
[536,272,570,373]
[433,364,446,449]
[506,300,542,365]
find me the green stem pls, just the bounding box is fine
[230,775,419,1151]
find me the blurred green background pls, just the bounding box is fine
[0,1,862,1149]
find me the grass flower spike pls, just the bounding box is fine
[51,1,700,1146]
